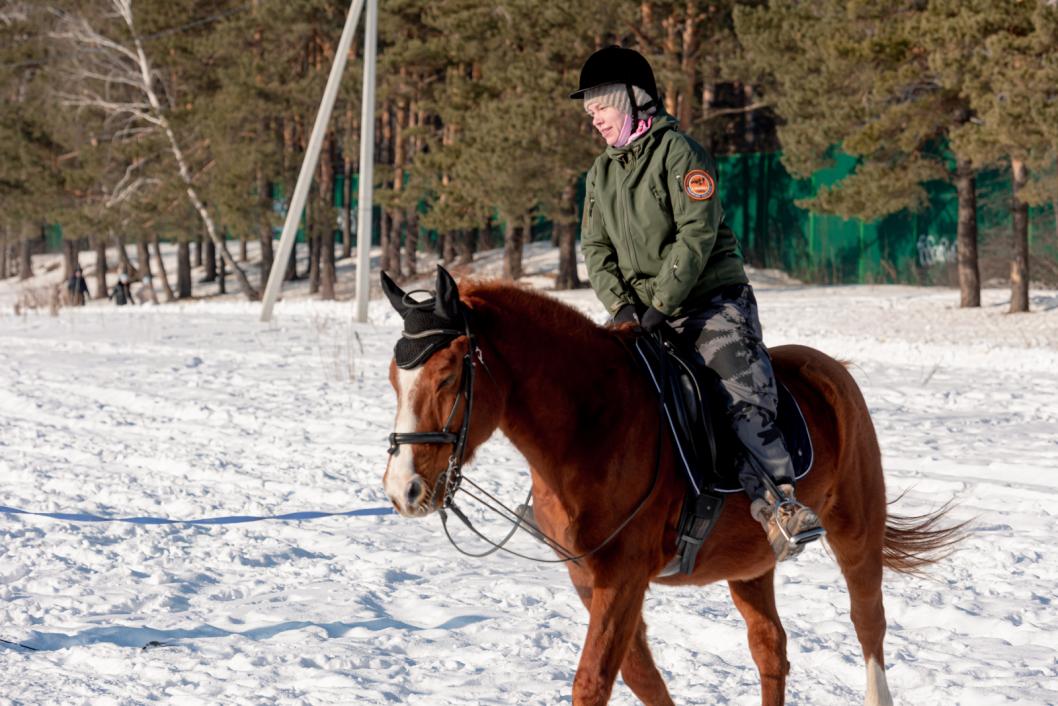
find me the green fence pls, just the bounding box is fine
[716,151,1057,285]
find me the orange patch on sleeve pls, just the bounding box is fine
[683,169,715,201]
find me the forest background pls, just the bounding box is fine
[2,0,1057,311]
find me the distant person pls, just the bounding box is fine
[136,274,159,305]
[66,267,90,306]
[109,272,136,306]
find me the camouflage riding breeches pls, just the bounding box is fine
[669,284,795,502]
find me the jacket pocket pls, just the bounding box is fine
[649,182,668,210]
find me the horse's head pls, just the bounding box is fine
[381,266,503,517]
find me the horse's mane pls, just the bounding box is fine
[459,278,637,363]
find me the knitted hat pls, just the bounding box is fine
[583,83,656,121]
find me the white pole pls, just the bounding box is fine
[354,0,378,323]
[260,0,365,322]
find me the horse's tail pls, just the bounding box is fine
[883,494,970,575]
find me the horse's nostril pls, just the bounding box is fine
[407,478,423,505]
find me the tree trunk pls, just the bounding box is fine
[480,216,495,253]
[321,224,336,300]
[62,238,79,283]
[457,228,473,265]
[308,198,321,294]
[391,84,408,278]
[503,222,523,280]
[153,235,175,302]
[342,104,357,260]
[194,236,203,267]
[136,239,152,279]
[678,1,700,131]
[556,183,582,290]
[404,209,419,275]
[284,240,298,281]
[19,237,32,280]
[379,210,392,273]
[95,237,108,298]
[239,237,248,262]
[218,247,227,295]
[319,131,336,299]
[257,167,274,287]
[0,234,7,279]
[177,240,192,299]
[379,100,395,274]
[1010,158,1030,313]
[955,159,981,308]
[443,229,457,266]
[389,209,404,277]
[202,238,217,282]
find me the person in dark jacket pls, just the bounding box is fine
[66,267,90,306]
[572,46,822,561]
[109,272,136,306]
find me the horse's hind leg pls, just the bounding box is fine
[620,617,675,706]
[728,569,788,706]
[827,515,893,706]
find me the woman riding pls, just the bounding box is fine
[572,45,822,561]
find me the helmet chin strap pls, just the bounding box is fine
[625,82,659,121]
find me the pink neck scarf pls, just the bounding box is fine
[613,114,653,148]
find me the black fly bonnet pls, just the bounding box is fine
[383,266,468,369]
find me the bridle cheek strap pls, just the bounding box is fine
[386,337,478,507]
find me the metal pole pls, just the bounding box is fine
[260,0,365,322]
[354,0,378,323]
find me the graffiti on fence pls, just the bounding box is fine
[917,234,957,268]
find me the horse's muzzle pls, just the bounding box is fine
[386,473,433,517]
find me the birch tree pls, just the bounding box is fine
[51,0,260,299]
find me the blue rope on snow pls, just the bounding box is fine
[0,504,395,526]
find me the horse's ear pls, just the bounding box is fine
[380,270,409,318]
[434,265,461,321]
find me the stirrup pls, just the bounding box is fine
[774,498,826,547]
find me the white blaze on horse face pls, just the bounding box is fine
[385,366,425,513]
[865,657,893,706]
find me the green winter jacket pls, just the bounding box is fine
[582,112,748,318]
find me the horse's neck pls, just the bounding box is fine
[483,304,648,489]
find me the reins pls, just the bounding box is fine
[389,309,667,565]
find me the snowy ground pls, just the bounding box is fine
[1,244,1057,705]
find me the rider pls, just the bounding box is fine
[571,45,821,561]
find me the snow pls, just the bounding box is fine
[1,244,1057,705]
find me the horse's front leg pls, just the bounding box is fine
[570,572,673,706]
[573,575,650,706]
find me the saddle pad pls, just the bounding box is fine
[713,380,814,494]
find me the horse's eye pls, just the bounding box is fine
[437,374,456,390]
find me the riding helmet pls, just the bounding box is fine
[569,45,659,103]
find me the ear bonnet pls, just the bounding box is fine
[381,266,467,370]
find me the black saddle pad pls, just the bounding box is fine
[633,335,814,494]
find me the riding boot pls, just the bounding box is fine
[749,484,823,561]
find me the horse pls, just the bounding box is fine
[381,267,962,706]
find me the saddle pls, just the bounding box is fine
[632,334,814,575]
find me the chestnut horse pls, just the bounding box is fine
[382,268,960,706]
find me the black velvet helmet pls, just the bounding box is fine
[569,45,660,105]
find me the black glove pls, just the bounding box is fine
[612,304,639,325]
[640,307,669,333]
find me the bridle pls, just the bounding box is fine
[387,318,479,512]
[386,300,665,564]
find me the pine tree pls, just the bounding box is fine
[0,3,66,281]
[735,1,987,306]
[933,0,1058,313]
